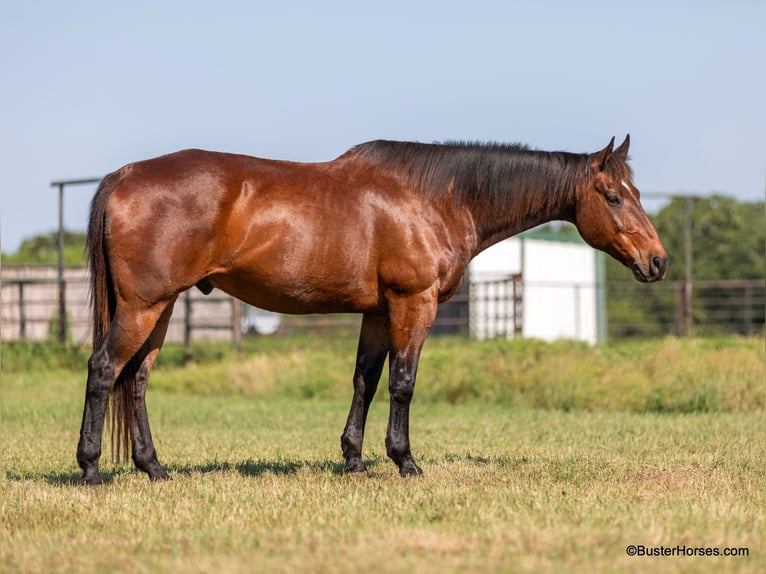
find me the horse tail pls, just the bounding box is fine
[87,171,119,352]
[87,170,134,463]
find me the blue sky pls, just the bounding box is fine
[1,1,764,252]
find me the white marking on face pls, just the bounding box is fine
[621,180,631,192]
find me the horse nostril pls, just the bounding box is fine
[651,255,667,275]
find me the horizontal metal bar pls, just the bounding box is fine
[185,324,233,330]
[50,178,102,187]
[1,278,59,285]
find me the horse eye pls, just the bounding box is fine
[606,194,622,206]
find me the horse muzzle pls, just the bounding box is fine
[632,254,668,283]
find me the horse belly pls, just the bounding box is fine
[209,266,380,314]
[209,184,388,313]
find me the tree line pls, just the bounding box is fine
[2,230,88,266]
[605,196,764,336]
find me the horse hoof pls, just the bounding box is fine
[343,461,368,474]
[148,468,170,482]
[76,474,103,487]
[398,461,423,477]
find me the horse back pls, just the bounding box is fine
[103,149,476,313]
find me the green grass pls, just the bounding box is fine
[139,335,764,413]
[1,336,765,573]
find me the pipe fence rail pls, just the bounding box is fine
[1,267,763,346]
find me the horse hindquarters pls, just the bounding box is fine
[78,171,178,484]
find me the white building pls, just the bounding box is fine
[469,228,606,343]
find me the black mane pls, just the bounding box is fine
[347,139,594,226]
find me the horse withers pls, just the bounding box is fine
[76,135,667,484]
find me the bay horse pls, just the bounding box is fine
[76,135,667,484]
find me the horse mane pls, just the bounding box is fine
[346,140,599,225]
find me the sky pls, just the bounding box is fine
[1,0,764,253]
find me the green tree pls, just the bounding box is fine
[1,230,87,266]
[606,196,765,336]
[652,196,765,281]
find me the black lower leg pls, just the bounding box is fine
[76,347,115,485]
[383,291,435,476]
[341,315,389,473]
[131,357,168,481]
[341,367,382,473]
[386,363,422,477]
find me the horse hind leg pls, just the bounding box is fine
[76,300,174,485]
[77,344,118,485]
[130,301,176,481]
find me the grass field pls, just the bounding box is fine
[1,336,764,573]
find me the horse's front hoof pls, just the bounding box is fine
[343,460,368,475]
[148,470,170,482]
[146,463,170,482]
[398,460,423,477]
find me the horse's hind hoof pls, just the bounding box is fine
[343,460,368,475]
[75,473,103,487]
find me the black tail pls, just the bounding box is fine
[87,171,135,463]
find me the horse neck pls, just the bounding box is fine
[466,153,583,254]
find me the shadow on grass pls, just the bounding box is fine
[5,468,122,486]
[7,453,542,486]
[170,457,382,477]
[4,457,383,486]
[9,453,545,485]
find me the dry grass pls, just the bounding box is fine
[2,336,764,572]
[2,366,765,573]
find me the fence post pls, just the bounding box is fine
[51,177,103,344]
[512,274,523,337]
[184,291,192,361]
[743,284,753,335]
[18,282,26,340]
[56,183,67,344]
[573,284,581,340]
[674,282,685,336]
[511,274,523,337]
[683,197,693,336]
[231,297,242,350]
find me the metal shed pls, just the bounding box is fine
[468,228,606,343]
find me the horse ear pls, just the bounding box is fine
[615,134,630,160]
[594,136,615,171]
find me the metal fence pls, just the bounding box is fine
[0,268,240,346]
[607,278,765,337]
[1,267,763,345]
[0,269,518,344]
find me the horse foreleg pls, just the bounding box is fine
[384,290,437,477]
[341,313,390,473]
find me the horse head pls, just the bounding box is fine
[575,135,668,282]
